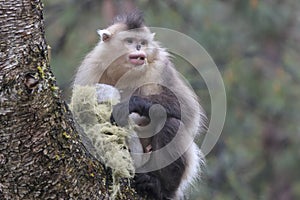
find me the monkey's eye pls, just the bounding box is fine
[140,40,147,46]
[125,38,134,44]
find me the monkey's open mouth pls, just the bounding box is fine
[129,52,146,65]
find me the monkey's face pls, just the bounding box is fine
[99,27,157,66]
[118,29,157,67]
[124,37,147,66]
[98,26,159,86]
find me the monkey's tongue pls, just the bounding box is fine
[129,53,146,65]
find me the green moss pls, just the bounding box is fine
[50,86,59,91]
[62,131,71,139]
[55,155,60,160]
[37,65,45,79]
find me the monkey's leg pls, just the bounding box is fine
[134,118,186,200]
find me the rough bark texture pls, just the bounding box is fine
[0,0,141,199]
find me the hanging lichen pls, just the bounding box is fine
[69,84,135,199]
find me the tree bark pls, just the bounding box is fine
[0,0,141,199]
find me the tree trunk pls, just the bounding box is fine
[0,0,140,199]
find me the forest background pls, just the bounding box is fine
[43,0,300,199]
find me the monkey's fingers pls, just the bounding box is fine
[129,96,152,117]
[128,112,150,126]
[145,144,152,153]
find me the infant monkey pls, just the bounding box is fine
[74,11,205,200]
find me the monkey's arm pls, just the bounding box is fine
[129,88,181,120]
[111,87,181,126]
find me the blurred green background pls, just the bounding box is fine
[44,0,300,199]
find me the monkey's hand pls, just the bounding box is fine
[129,94,181,120]
[129,96,153,118]
[110,96,154,127]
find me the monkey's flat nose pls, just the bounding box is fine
[136,44,141,51]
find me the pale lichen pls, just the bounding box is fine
[70,84,135,199]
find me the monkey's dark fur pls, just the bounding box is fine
[111,85,184,199]
[112,11,145,30]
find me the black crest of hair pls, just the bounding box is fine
[113,10,144,30]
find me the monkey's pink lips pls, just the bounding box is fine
[128,53,146,65]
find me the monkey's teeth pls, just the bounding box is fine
[137,57,145,61]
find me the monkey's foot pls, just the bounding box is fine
[134,173,162,199]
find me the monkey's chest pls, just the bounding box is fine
[119,83,162,99]
[136,83,162,96]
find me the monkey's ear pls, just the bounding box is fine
[150,33,156,40]
[97,29,112,42]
